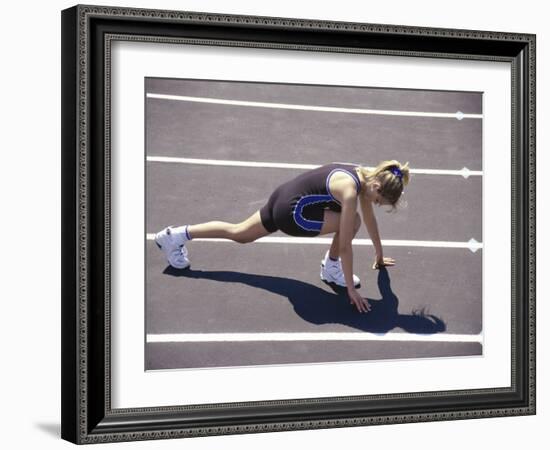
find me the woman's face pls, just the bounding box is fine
[368,182,391,206]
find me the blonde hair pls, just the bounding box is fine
[357,160,410,209]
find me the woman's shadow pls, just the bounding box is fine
[163,266,446,335]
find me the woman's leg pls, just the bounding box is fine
[187,211,271,243]
[318,210,361,259]
[318,210,362,288]
[156,211,271,269]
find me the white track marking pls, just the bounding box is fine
[147,93,483,120]
[147,332,483,344]
[147,234,483,251]
[467,238,482,253]
[148,156,317,170]
[146,156,483,177]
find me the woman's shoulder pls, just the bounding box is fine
[329,161,360,167]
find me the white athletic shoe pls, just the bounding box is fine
[155,225,191,269]
[320,251,360,288]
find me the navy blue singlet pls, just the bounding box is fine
[259,163,362,237]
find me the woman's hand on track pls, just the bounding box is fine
[347,289,371,313]
[372,256,395,270]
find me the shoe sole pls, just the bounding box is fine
[320,263,360,289]
[320,277,361,290]
[155,237,191,270]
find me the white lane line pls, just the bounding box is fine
[148,156,318,170]
[147,332,483,344]
[146,93,483,120]
[146,156,483,178]
[146,234,483,252]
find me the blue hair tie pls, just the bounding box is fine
[390,166,403,181]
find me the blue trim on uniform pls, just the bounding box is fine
[325,168,361,203]
[293,194,332,232]
[184,225,192,241]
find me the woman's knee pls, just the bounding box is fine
[228,224,248,243]
[230,221,261,243]
[354,212,362,231]
[235,235,254,244]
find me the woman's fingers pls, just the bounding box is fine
[372,257,396,269]
[362,298,372,312]
[359,299,371,313]
[356,301,367,313]
[350,292,371,313]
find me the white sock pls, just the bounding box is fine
[324,251,339,266]
[172,225,192,242]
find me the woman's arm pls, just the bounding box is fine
[359,194,384,260]
[359,194,396,269]
[339,191,371,313]
[338,192,359,290]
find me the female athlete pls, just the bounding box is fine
[155,160,410,313]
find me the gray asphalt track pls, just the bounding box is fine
[144,78,483,370]
[147,341,482,370]
[146,78,482,114]
[146,243,482,334]
[146,100,482,170]
[146,164,482,242]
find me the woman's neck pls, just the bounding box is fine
[355,167,372,192]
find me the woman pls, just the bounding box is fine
[155,160,410,313]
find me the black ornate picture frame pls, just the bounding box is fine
[61,5,536,444]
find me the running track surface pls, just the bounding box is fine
[144,78,483,370]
